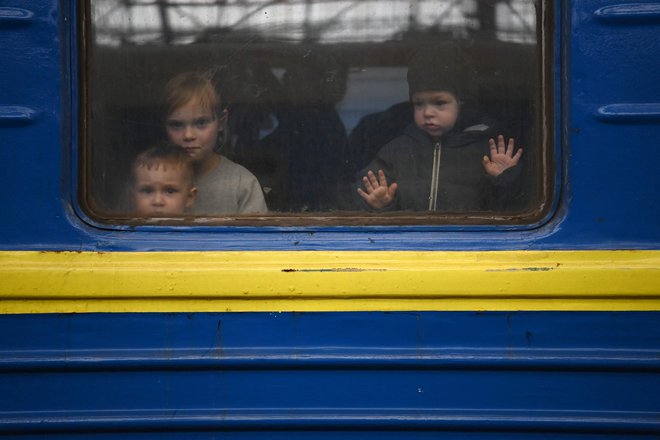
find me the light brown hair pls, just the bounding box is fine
[164,71,222,118]
[131,143,195,187]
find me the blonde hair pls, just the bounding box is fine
[132,143,195,187]
[164,71,222,118]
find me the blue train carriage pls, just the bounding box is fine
[1,0,659,438]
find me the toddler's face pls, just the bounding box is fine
[165,98,222,164]
[133,164,196,216]
[412,91,459,138]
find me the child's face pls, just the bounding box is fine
[166,98,223,165]
[133,164,196,216]
[412,91,459,138]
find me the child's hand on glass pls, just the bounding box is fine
[482,135,523,177]
[357,170,398,210]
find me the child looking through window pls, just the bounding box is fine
[164,72,268,215]
[131,143,197,216]
[356,51,523,212]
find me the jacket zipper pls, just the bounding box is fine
[428,141,441,211]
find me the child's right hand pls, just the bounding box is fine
[357,170,398,210]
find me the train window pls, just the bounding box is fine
[81,0,551,226]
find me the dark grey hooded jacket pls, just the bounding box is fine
[355,122,520,212]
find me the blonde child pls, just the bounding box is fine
[131,143,197,216]
[164,72,268,215]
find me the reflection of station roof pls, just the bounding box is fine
[93,0,537,47]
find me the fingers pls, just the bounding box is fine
[512,147,523,163]
[358,171,396,209]
[489,138,497,156]
[368,170,380,189]
[493,135,520,158]
[377,169,389,187]
[482,155,497,176]
[489,136,510,156]
[356,187,369,201]
[361,176,373,193]
[498,135,506,155]
[361,170,388,193]
[357,187,383,209]
[500,136,523,163]
[388,182,398,198]
[505,137,515,156]
[361,170,376,193]
[358,180,395,209]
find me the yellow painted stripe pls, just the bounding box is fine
[1,250,659,313]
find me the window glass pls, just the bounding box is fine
[83,0,549,225]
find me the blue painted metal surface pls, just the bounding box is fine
[1,0,659,438]
[594,3,660,22]
[1,312,659,437]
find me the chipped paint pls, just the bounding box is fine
[282,268,386,273]
[486,267,556,272]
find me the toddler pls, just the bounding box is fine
[131,143,197,216]
[356,52,523,212]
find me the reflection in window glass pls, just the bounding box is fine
[84,0,547,222]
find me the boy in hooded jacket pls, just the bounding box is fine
[356,52,523,212]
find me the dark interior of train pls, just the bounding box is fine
[84,0,545,222]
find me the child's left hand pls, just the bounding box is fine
[482,135,523,177]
